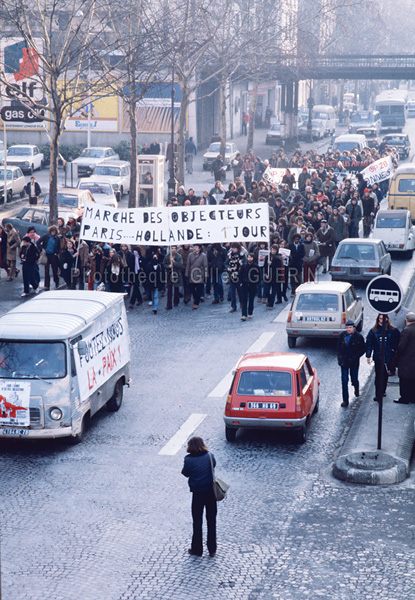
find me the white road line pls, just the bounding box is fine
[158,413,207,456]
[273,304,291,323]
[208,332,276,397]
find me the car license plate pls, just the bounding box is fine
[248,402,278,410]
[387,243,398,248]
[0,428,29,436]
[350,267,360,274]
[304,316,328,322]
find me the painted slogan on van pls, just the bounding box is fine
[74,310,130,402]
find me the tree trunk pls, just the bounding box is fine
[129,73,138,208]
[177,83,188,188]
[246,76,258,153]
[48,118,60,226]
[219,74,227,159]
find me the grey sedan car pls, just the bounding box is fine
[330,239,392,281]
[2,207,78,239]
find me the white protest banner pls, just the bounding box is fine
[0,380,31,426]
[74,309,130,402]
[258,249,269,267]
[80,203,270,245]
[362,155,394,186]
[262,167,302,187]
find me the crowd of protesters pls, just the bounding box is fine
[0,138,401,320]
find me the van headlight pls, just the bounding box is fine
[49,407,63,421]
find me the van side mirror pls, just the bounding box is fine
[76,341,87,356]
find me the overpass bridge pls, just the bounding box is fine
[277,54,415,81]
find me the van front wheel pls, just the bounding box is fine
[70,413,88,445]
[107,380,123,412]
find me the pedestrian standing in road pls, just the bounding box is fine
[182,436,217,558]
[337,319,366,407]
[4,223,21,281]
[263,244,284,309]
[19,236,40,297]
[393,312,415,404]
[163,245,183,309]
[302,232,319,283]
[316,219,335,273]
[25,176,41,205]
[346,197,362,238]
[186,244,207,310]
[0,225,10,279]
[239,253,260,321]
[366,314,400,402]
[211,155,224,183]
[185,137,197,174]
[231,153,243,179]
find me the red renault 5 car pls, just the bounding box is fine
[224,352,319,444]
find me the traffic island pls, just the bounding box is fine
[332,376,415,485]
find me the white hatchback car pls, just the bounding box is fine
[0,166,26,203]
[72,147,119,177]
[78,180,118,207]
[371,209,415,257]
[3,145,44,174]
[89,160,130,201]
[203,142,239,171]
[286,281,364,348]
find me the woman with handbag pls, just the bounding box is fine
[182,436,217,557]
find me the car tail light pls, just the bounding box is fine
[295,396,302,413]
[226,395,232,406]
[287,311,292,323]
[331,266,341,271]
[369,268,380,272]
[399,244,404,249]
[341,312,346,324]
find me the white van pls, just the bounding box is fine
[0,291,130,443]
[312,105,336,136]
[332,134,368,154]
[371,209,415,256]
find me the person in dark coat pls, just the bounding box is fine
[316,219,335,273]
[128,246,144,309]
[239,253,260,320]
[19,236,40,296]
[288,234,305,297]
[163,246,183,309]
[146,249,164,314]
[394,312,415,404]
[366,314,400,402]
[25,176,41,205]
[181,436,217,557]
[37,226,61,290]
[337,319,366,407]
[361,189,375,238]
[207,243,227,304]
[263,244,284,308]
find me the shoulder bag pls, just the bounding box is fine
[209,452,230,502]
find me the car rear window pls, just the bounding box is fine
[337,243,375,261]
[236,370,292,397]
[296,293,339,312]
[376,216,405,228]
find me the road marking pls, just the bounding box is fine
[158,413,207,456]
[208,332,276,397]
[273,304,291,323]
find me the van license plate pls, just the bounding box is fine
[0,428,29,436]
[304,316,328,322]
[248,402,278,410]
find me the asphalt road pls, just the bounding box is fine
[1,120,415,600]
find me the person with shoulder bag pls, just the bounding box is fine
[182,437,218,557]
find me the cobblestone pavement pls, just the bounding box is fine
[1,271,415,600]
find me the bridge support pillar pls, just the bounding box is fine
[280,81,298,143]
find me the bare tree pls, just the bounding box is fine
[0,0,118,223]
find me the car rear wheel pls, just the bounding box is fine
[293,423,307,444]
[7,190,12,203]
[313,393,320,414]
[225,426,237,442]
[107,380,123,412]
[356,316,363,332]
[386,264,391,275]
[20,189,26,198]
[29,165,34,175]
[287,336,296,348]
[120,186,124,197]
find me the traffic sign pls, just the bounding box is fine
[0,105,45,123]
[366,275,403,314]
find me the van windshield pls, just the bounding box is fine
[313,112,328,120]
[296,293,339,312]
[335,141,361,152]
[0,342,66,379]
[237,370,292,396]
[398,179,415,192]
